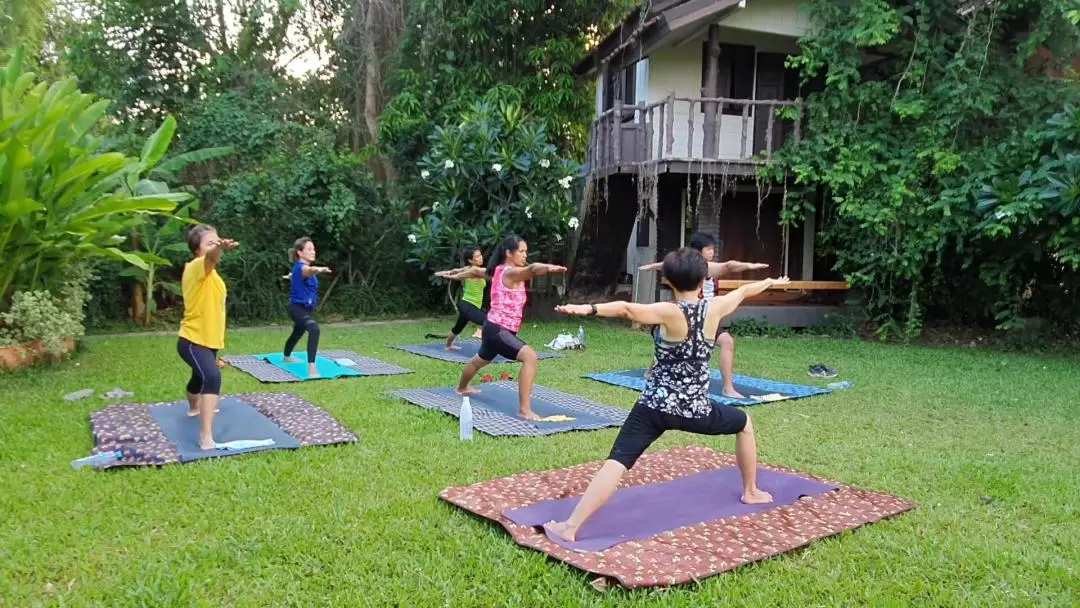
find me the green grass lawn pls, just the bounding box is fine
[2,319,1078,606]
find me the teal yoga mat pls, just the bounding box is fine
[256,353,366,380]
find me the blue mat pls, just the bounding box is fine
[147,398,301,462]
[584,368,831,407]
[256,353,366,380]
[394,341,563,365]
[388,382,628,436]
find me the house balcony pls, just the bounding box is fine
[586,94,803,179]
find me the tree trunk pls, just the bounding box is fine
[361,0,399,183]
[215,0,229,53]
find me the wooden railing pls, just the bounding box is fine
[587,93,803,174]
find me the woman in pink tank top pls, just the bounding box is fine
[453,235,567,420]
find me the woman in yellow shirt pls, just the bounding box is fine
[177,224,238,450]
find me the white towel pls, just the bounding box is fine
[214,439,276,451]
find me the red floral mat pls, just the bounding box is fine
[439,446,915,589]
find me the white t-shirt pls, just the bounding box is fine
[702,277,716,300]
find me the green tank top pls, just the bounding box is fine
[462,277,485,308]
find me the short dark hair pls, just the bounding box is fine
[662,247,708,291]
[187,224,217,254]
[688,232,717,253]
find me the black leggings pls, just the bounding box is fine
[451,300,487,335]
[284,303,320,363]
[608,401,748,469]
[477,321,526,362]
[177,337,221,395]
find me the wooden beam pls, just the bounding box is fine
[701,24,720,158]
[801,212,815,281]
[715,280,848,291]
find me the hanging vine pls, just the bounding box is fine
[760,0,1080,339]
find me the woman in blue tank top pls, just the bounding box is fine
[283,237,331,378]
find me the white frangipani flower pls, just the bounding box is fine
[421,170,430,179]
[539,159,550,168]
[492,163,503,173]
[567,217,579,229]
[407,234,417,243]
[444,160,455,169]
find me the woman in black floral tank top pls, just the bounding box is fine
[546,247,790,543]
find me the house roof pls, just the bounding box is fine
[573,0,744,77]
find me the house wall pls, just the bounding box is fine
[720,0,813,39]
[643,27,801,161]
[646,39,757,160]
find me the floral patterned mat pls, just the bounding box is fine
[440,446,916,589]
[89,392,357,468]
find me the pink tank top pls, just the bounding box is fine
[486,264,526,332]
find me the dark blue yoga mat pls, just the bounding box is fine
[504,466,838,552]
[585,368,831,406]
[423,385,613,431]
[395,341,563,364]
[148,398,301,462]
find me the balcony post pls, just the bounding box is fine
[702,24,721,158]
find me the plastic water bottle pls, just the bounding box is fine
[459,396,474,441]
[577,325,586,350]
[71,449,125,470]
[827,381,853,390]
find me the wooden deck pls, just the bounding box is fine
[586,95,803,178]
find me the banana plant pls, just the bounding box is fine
[0,47,188,310]
[120,200,198,325]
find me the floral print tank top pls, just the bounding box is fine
[640,300,716,417]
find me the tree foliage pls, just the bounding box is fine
[0,48,186,313]
[407,101,581,273]
[771,0,1080,338]
[379,0,634,181]
[59,0,425,323]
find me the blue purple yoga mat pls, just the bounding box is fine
[503,466,838,552]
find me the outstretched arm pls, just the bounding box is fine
[707,276,790,321]
[203,238,239,276]
[438,266,488,281]
[502,263,567,283]
[301,265,331,278]
[708,260,769,278]
[637,262,664,272]
[555,301,680,327]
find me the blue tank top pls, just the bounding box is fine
[289,261,318,308]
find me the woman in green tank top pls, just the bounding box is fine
[434,246,489,350]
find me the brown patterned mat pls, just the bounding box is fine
[439,446,916,589]
[89,392,357,468]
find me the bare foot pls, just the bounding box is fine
[200,438,217,451]
[188,408,219,417]
[455,386,481,396]
[283,356,302,363]
[543,521,578,542]
[519,410,541,421]
[307,365,319,378]
[446,345,462,351]
[722,387,745,399]
[741,488,773,504]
